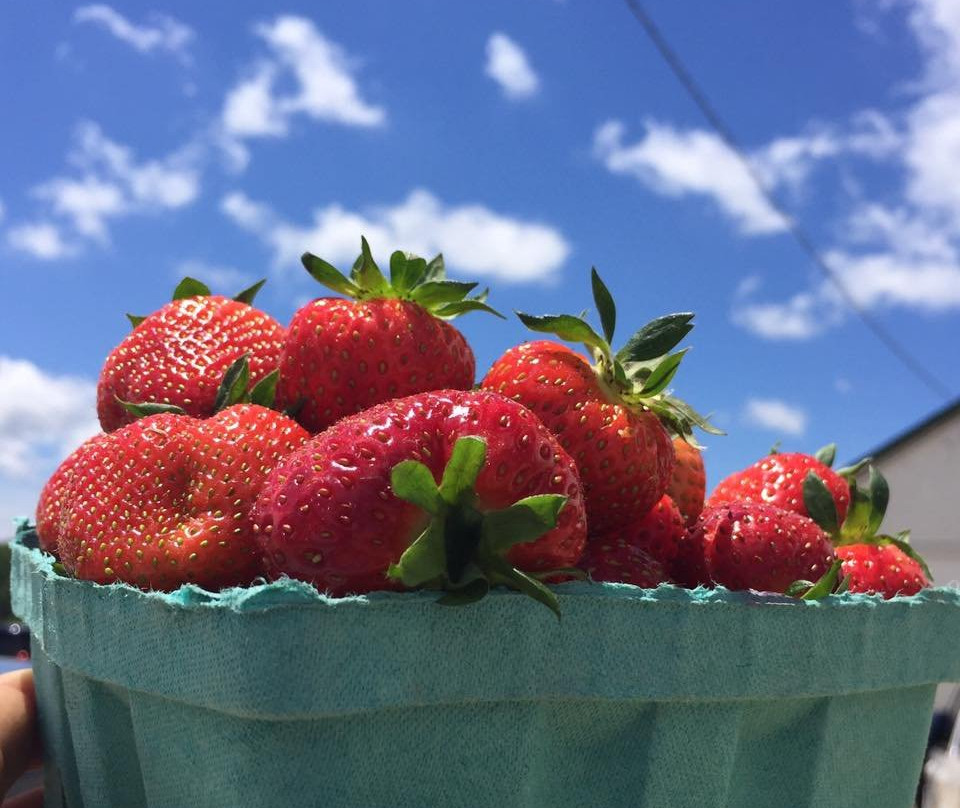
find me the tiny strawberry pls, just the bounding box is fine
[708,444,851,523]
[253,389,586,614]
[681,502,836,594]
[275,239,501,433]
[580,540,671,588]
[35,435,100,556]
[97,277,284,431]
[667,438,706,526]
[58,404,309,590]
[482,269,718,536]
[835,544,929,598]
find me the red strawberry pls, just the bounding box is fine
[275,240,500,433]
[35,435,100,555]
[836,543,929,598]
[482,269,717,536]
[97,278,284,432]
[680,502,835,594]
[708,447,851,523]
[252,389,586,611]
[667,438,706,526]
[58,404,308,590]
[595,494,686,569]
[580,540,671,588]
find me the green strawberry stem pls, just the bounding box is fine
[301,236,505,320]
[387,436,569,618]
[515,268,720,441]
[786,559,849,600]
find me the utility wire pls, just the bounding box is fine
[623,0,954,401]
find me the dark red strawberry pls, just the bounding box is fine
[482,269,717,536]
[680,502,835,594]
[580,540,671,588]
[836,544,929,598]
[58,404,308,590]
[35,435,100,556]
[667,438,706,526]
[252,389,586,613]
[275,239,501,433]
[708,445,851,523]
[597,494,686,569]
[97,278,284,432]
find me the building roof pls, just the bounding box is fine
[859,398,960,462]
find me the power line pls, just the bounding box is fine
[623,0,954,401]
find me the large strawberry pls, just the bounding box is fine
[97,277,284,432]
[35,435,100,556]
[57,404,308,590]
[253,389,586,615]
[678,501,836,594]
[600,494,686,569]
[275,239,501,433]
[667,437,706,526]
[482,269,717,536]
[708,444,851,523]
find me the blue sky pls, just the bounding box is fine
[2,0,959,524]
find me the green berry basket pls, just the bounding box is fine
[10,519,960,808]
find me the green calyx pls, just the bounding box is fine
[387,436,569,618]
[300,236,504,320]
[118,354,279,420]
[127,277,268,329]
[786,559,850,600]
[802,466,932,581]
[515,268,721,442]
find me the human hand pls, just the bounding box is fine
[0,669,42,807]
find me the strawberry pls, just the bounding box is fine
[252,389,586,614]
[35,435,100,556]
[679,502,836,594]
[580,539,671,588]
[482,269,717,536]
[97,277,284,432]
[595,494,686,569]
[57,404,309,590]
[275,239,501,433]
[708,444,851,523]
[667,438,706,525]
[835,544,929,598]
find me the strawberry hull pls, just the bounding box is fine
[11,520,960,808]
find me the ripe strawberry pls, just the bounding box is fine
[836,543,929,598]
[667,438,706,525]
[679,502,835,594]
[35,435,100,555]
[594,494,686,569]
[580,540,671,588]
[482,269,717,536]
[58,404,308,590]
[97,278,284,432]
[275,239,501,433]
[708,445,851,523]
[252,389,586,613]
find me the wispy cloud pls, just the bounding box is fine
[221,16,385,168]
[221,189,570,283]
[743,398,807,436]
[485,33,540,100]
[74,5,194,64]
[6,223,76,260]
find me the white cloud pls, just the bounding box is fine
[485,33,540,100]
[174,260,256,293]
[6,223,76,260]
[20,121,200,249]
[0,198,5,223]
[221,189,570,283]
[220,16,385,163]
[74,5,193,63]
[0,357,100,480]
[732,288,830,340]
[743,398,807,437]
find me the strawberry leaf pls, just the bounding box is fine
[117,398,187,418]
[301,252,361,297]
[800,559,844,600]
[615,313,694,364]
[868,466,889,533]
[803,472,839,534]
[423,253,446,283]
[485,555,561,619]
[233,279,267,305]
[350,236,390,296]
[434,300,505,319]
[516,312,609,356]
[814,443,837,467]
[388,521,448,588]
[410,280,478,308]
[591,267,616,344]
[391,460,444,515]
[481,495,567,554]
[172,277,211,300]
[389,251,428,294]
[439,436,487,506]
[213,355,250,413]
[838,480,872,544]
[636,350,687,397]
[126,313,146,329]
[248,370,279,408]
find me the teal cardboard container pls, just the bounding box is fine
[11,521,960,808]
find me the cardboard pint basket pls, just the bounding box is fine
[11,521,960,808]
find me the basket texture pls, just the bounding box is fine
[11,520,960,808]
